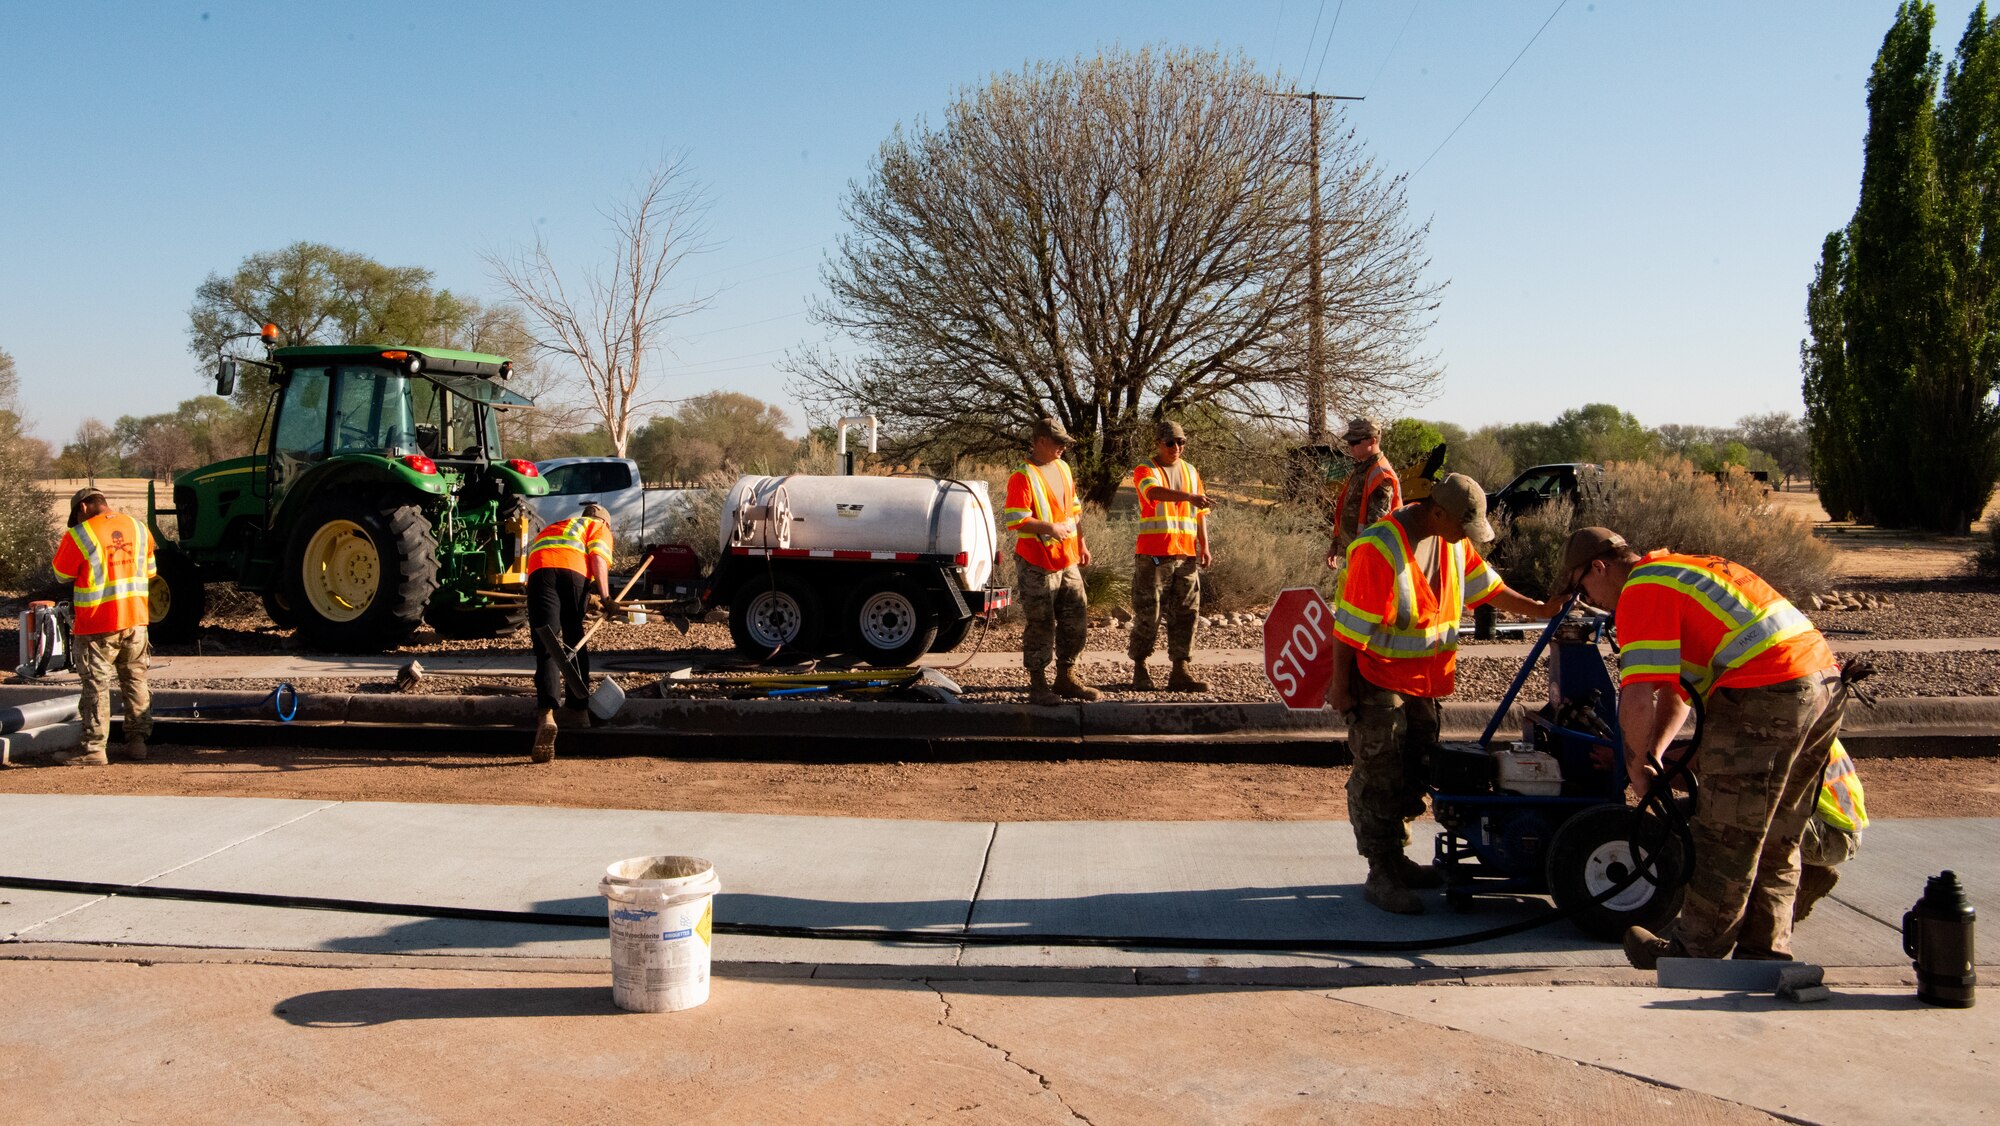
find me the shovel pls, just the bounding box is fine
[535,556,653,714]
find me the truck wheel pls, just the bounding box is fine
[930,613,974,653]
[730,574,821,658]
[846,576,938,666]
[1545,804,1688,942]
[261,590,296,629]
[147,543,207,644]
[285,494,439,652]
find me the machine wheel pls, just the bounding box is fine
[729,574,821,658]
[846,576,938,666]
[284,493,439,652]
[930,613,974,653]
[147,543,207,644]
[1545,804,1688,942]
[261,589,297,629]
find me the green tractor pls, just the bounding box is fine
[147,329,549,652]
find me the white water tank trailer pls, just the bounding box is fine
[672,473,1011,664]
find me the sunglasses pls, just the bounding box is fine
[1161,438,1187,446]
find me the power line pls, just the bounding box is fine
[1364,0,1421,98]
[1310,0,1346,90]
[1298,0,1327,78]
[1270,0,1286,72]
[1413,0,1569,177]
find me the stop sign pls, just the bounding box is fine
[1265,586,1336,710]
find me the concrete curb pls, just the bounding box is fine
[0,684,1992,754]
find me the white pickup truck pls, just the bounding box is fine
[525,457,696,545]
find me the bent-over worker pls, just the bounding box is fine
[1004,416,1099,706]
[1129,419,1212,692]
[1330,475,1561,913]
[1558,527,1844,967]
[526,501,613,763]
[49,487,157,766]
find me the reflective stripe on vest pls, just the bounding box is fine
[64,514,151,633]
[526,517,606,574]
[1332,519,1468,660]
[1334,457,1401,535]
[1817,738,1869,832]
[1619,559,1815,695]
[1135,460,1201,554]
[530,518,589,555]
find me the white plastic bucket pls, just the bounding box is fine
[599,855,720,1013]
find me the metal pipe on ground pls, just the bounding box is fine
[1,694,80,733]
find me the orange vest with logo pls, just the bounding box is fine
[52,512,156,635]
[525,516,613,576]
[1132,459,1203,557]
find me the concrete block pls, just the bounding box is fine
[1775,963,1825,991]
[1778,982,1833,1003]
[0,720,83,766]
[1656,957,1810,991]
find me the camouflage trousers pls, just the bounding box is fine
[1128,554,1201,663]
[1016,558,1088,673]
[1669,670,1843,959]
[1344,679,1441,861]
[76,626,153,754]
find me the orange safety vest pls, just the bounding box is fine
[1817,737,1868,833]
[1004,459,1083,570]
[1612,551,1836,697]
[1333,454,1402,539]
[1332,511,1503,698]
[525,516,613,576]
[1132,459,1203,557]
[51,512,156,635]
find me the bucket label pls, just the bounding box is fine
[697,901,712,946]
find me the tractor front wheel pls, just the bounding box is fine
[284,494,439,652]
[147,543,207,644]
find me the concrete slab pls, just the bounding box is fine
[20,800,992,965]
[0,720,82,765]
[1337,983,1997,1126]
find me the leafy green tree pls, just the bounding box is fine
[0,348,56,587]
[1380,418,1444,468]
[1551,403,1657,463]
[1802,231,1861,517]
[1735,412,1812,483]
[631,393,796,483]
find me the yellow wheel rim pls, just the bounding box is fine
[148,581,170,625]
[301,519,379,623]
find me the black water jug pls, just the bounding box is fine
[1902,870,1976,1008]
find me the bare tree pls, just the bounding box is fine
[486,156,715,457]
[58,418,119,483]
[787,47,1441,503]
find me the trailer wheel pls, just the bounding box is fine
[1545,804,1688,941]
[148,543,207,644]
[847,576,938,666]
[285,493,439,652]
[730,574,821,658]
[930,613,974,653]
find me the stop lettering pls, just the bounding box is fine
[1264,586,1336,710]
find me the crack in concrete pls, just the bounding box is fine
[924,980,1093,1125]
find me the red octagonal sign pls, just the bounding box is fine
[1264,586,1336,710]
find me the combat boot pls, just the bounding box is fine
[1622,925,1682,970]
[531,708,558,763]
[123,733,148,761]
[1130,662,1156,691]
[55,747,110,767]
[1167,661,1208,693]
[1053,665,1101,702]
[1390,854,1444,889]
[1363,859,1424,915]
[1027,670,1062,706]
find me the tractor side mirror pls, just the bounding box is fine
[215,358,238,398]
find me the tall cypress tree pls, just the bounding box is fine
[1843,1,1942,528]
[1802,230,1860,520]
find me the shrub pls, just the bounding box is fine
[1201,501,1336,611]
[1975,517,2000,577]
[1488,459,1834,601]
[0,470,55,590]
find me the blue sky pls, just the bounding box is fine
[0,1,1981,447]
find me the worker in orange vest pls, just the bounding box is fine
[1128,419,1212,692]
[525,502,613,763]
[1003,416,1098,706]
[1559,527,1845,967]
[1331,475,1562,913]
[49,487,158,765]
[1325,417,1402,571]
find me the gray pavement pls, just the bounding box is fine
[1,793,1989,974]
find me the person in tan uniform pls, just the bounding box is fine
[1324,417,1402,570]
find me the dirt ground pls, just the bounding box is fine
[3,744,1994,821]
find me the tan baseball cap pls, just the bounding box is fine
[1559,527,1630,592]
[1342,417,1382,442]
[1427,473,1494,543]
[1155,419,1186,442]
[580,502,610,521]
[67,487,106,527]
[1031,416,1072,446]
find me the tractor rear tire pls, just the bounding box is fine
[1545,804,1688,942]
[261,590,296,629]
[285,493,439,652]
[148,543,207,644]
[427,602,528,640]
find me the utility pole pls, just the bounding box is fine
[1276,91,1362,445]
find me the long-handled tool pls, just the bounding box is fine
[534,556,652,712]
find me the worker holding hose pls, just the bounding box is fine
[525,502,614,763]
[1329,475,1563,914]
[1558,527,1843,967]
